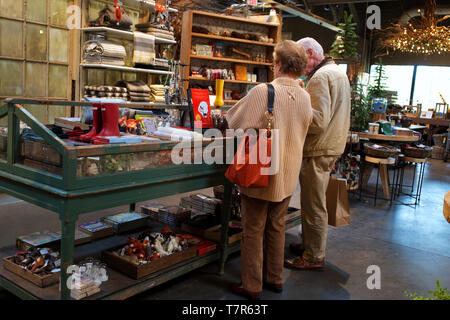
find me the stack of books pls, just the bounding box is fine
[101,212,149,234]
[180,194,222,215]
[79,221,114,240]
[141,202,191,227]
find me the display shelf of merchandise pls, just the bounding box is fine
[188,76,262,85]
[190,55,272,66]
[0,99,236,300]
[0,222,242,300]
[191,10,279,27]
[80,63,174,75]
[82,27,177,45]
[357,132,419,142]
[132,0,178,13]
[191,32,276,47]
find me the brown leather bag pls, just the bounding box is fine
[90,6,133,31]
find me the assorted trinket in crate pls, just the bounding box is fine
[70,258,108,300]
[102,226,197,279]
[3,247,60,287]
[141,201,191,227]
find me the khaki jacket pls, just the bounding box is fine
[303,62,351,157]
[226,77,313,202]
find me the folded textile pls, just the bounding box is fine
[133,32,155,65]
[128,92,149,97]
[83,40,126,65]
[129,96,151,102]
[116,80,151,94]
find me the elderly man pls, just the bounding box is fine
[285,37,351,270]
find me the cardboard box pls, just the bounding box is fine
[234,65,248,81]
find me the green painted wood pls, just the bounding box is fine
[59,216,76,300]
[0,104,8,118]
[7,106,19,165]
[14,106,66,155]
[219,181,233,275]
[0,277,39,300]
[4,98,189,111]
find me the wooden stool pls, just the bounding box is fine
[396,156,428,206]
[360,156,396,206]
[444,191,450,223]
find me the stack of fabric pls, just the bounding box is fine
[83,40,127,66]
[150,84,168,103]
[133,32,155,66]
[116,80,151,103]
[135,23,175,42]
[84,85,128,99]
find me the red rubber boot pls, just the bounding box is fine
[96,103,120,137]
[79,104,102,142]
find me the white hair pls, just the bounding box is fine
[296,37,324,59]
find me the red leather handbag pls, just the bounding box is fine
[225,84,275,188]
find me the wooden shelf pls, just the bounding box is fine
[82,27,176,44]
[80,63,173,75]
[188,76,262,85]
[190,55,272,66]
[191,32,276,47]
[191,10,280,27]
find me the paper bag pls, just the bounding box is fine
[326,177,351,227]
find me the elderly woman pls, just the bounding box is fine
[226,40,313,299]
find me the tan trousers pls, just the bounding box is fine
[240,194,291,293]
[300,156,338,262]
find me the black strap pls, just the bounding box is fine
[267,83,275,113]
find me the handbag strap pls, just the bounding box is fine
[265,84,275,133]
[267,83,274,113]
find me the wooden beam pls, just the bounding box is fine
[308,0,392,5]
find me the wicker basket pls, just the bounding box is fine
[401,145,431,159]
[364,143,399,158]
[432,134,447,147]
[431,146,445,160]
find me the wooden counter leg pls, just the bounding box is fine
[379,164,391,200]
[59,215,76,300]
[218,182,233,276]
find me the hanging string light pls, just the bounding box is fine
[379,0,450,55]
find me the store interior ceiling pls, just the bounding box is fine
[173,0,450,38]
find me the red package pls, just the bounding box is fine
[190,88,213,129]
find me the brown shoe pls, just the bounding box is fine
[284,257,325,270]
[263,281,283,293]
[231,283,261,300]
[289,243,305,256]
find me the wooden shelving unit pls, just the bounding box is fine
[180,10,282,105]
[190,55,272,66]
[189,76,262,85]
[191,32,276,47]
[82,27,177,45]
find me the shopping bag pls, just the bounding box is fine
[225,84,274,188]
[225,132,272,188]
[326,177,351,227]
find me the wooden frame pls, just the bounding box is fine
[180,10,282,105]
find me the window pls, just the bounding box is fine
[369,65,415,106]
[0,0,72,124]
[413,66,450,110]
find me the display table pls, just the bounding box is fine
[406,118,450,162]
[0,99,236,300]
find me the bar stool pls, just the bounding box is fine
[360,156,397,206]
[394,156,428,207]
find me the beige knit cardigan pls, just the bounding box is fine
[226,77,313,202]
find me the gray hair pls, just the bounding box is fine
[296,37,324,59]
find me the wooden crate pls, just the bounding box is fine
[101,245,197,279]
[181,220,242,245]
[2,257,59,288]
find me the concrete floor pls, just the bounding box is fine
[0,160,449,300]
